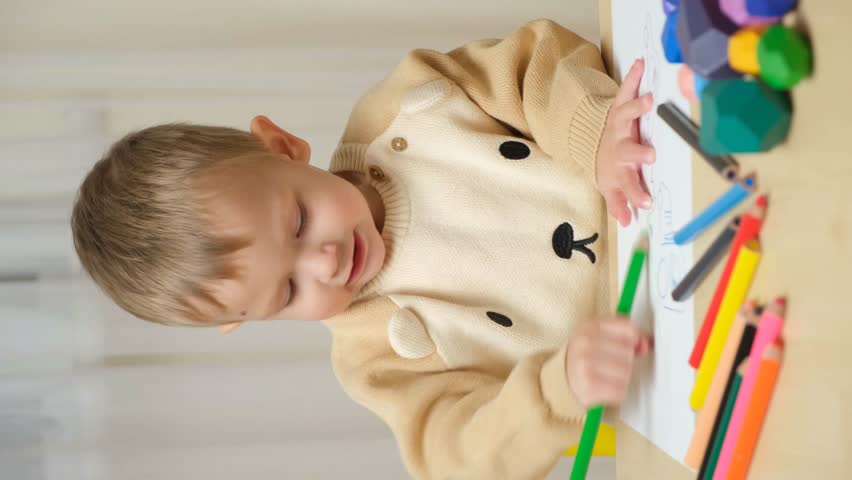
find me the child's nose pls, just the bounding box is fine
[300,242,344,285]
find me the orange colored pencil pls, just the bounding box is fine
[727,344,783,480]
[685,301,754,468]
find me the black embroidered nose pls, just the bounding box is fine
[486,311,513,327]
[499,141,530,160]
[552,223,598,264]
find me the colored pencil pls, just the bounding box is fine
[705,362,748,479]
[693,304,760,474]
[672,217,740,302]
[686,301,755,468]
[674,174,756,245]
[570,232,648,480]
[689,195,767,369]
[727,344,784,480]
[690,240,762,410]
[616,234,648,316]
[657,102,740,181]
[713,298,786,480]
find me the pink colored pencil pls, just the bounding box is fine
[713,297,786,480]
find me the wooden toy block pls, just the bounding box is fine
[700,79,792,154]
[729,27,767,75]
[664,0,680,15]
[720,0,782,26]
[676,0,741,79]
[757,24,813,90]
[747,0,798,17]
[663,8,684,63]
[695,73,709,97]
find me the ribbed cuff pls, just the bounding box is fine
[567,95,614,184]
[540,344,585,422]
[329,142,369,173]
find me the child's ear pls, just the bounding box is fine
[219,322,241,334]
[249,115,311,163]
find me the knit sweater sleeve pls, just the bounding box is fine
[339,18,618,182]
[325,297,587,479]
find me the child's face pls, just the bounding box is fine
[198,118,385,324]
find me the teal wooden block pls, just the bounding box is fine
[700,79,792,154]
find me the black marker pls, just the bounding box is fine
[696,306,759,480]
[672,216,740,302]
[657,102,740,181]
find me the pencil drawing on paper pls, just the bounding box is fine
[639,11,659,148]
[636,11,689,315]
[615,0,696,461]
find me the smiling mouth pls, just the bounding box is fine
[347,230,366,287]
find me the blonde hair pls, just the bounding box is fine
[71,124,268,326]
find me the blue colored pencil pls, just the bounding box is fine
[674,174,756,245]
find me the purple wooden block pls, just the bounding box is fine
[664,0,680,15]
[676,0,741,79]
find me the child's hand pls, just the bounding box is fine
[596,59,656,227]
[564,318,652,408]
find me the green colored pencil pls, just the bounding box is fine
[570,232,648,480]
[616,234,649,315]
[704,362,746,479]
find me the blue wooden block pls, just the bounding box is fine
[694,73,709,97]
[662,10,684,63]
[746,0,797,17]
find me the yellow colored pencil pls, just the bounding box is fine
[690,240,761,410]
[684,301,753,468]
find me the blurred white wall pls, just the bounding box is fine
[0,1,609,479]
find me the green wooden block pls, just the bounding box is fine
[700,79,792,154]
[757,24,813,90]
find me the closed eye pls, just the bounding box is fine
[296,202,307,238]
[286,278,296,307]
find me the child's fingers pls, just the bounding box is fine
[616,93,654,125]
[593,364,632,394]
[597,378,630,404]
[635,335,653,357]
[637,167,651,198]
[619,143,656,167]
[620,170,653,210]
[600,320,641,349]
[597,342,635,371]
[604,190,632,227]
[614,59,646,107]
[585,377,625,405]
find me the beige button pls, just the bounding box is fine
[391,137,408,152]
[368,166,385,181]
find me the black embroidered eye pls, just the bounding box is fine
[499,141,531,160]
[486,311,513,327]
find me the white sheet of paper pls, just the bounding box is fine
[611,0,697,464]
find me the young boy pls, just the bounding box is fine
[72,19,654,479]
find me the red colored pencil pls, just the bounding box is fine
[689,195,767,369]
